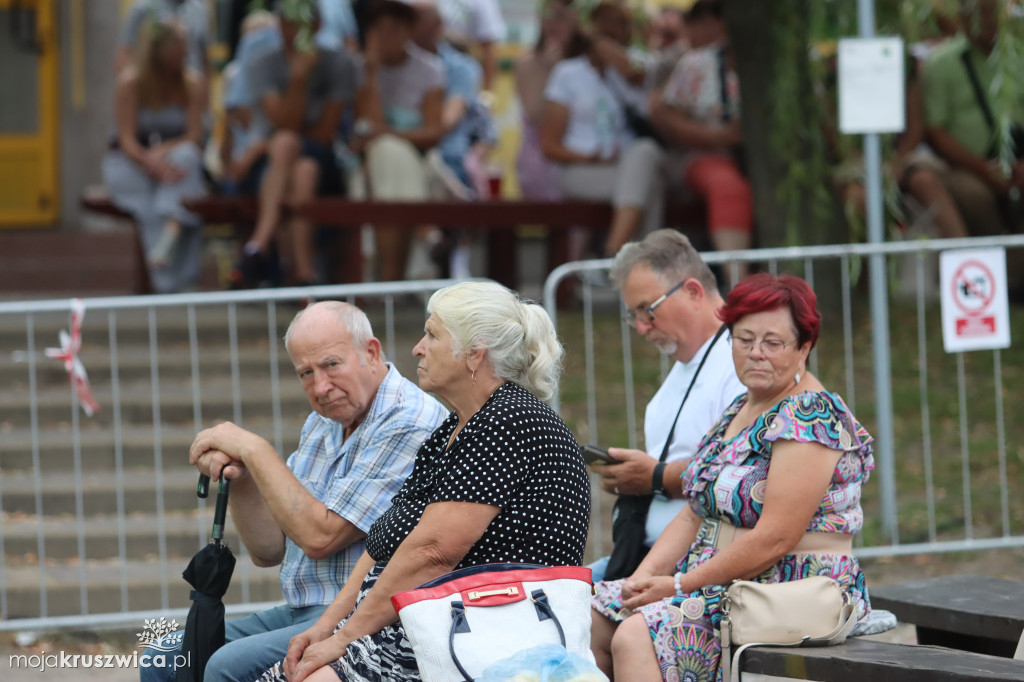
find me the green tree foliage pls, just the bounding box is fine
[730,0,1024,247]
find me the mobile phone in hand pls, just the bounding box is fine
[581,444,616,466]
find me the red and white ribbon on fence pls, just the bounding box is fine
[45,298,101,416]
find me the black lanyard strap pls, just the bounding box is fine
[658,323,729,463]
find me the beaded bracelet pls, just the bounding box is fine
[673,572,684,596]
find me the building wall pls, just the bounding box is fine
[56,0,120,231]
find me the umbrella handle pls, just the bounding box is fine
[213,478,231,544]
[197,473,210,499]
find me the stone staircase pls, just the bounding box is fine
[0,303,376,622]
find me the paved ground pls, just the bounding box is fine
[1,631,140,681]
[0,623,915,682]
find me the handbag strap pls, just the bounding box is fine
[447,589,566,682]
[720,594,858,682]
[657,324,728,463]
[717,47,732,123]
[960,47,999,158]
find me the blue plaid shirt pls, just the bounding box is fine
[279,364,448,607]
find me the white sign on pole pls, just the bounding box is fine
[939,248,1011,353]
[837,37,906,134]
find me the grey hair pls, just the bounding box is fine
[609,229,718,293]
[283,301,378,359]
[426,282,564,400]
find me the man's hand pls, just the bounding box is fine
[595,448,656,496]
[189,422,271,476]
[621,575,675,611]
[193,449,248,483]
[285,626,349,682]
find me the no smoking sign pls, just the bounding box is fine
[940,248,1011,353]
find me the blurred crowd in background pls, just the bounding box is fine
[102,0,1024,294]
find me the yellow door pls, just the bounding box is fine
[0,0,58,227]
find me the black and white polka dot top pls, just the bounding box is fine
[364,382,590,568]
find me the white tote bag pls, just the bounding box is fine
[392,564,595,682]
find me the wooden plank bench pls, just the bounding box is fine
[84,192,706,298]
[869,575,1024,657]
[740,638,1024,681]
[80,191,154,294]
[183,195,706,294]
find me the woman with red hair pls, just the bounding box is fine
[591,273,875,681]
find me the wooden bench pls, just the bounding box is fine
[181,195,706,293]
[83,193,706,298]
[80,191,154,294]
[869,575,1024,657]
[739,638,1024,681]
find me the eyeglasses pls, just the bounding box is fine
[730,335,794,356]
[623,280,688,328]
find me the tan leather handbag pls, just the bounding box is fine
[719,576,858,682]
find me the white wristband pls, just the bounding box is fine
[673,572,684,596]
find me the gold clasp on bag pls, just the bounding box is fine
[468,587,519,600]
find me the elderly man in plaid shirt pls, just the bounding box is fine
[142,301,447,682]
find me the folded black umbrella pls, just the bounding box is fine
[176,475,236,682]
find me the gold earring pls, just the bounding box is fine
[472,369,477,386]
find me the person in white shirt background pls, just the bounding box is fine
[540,29,665,259]
[588,229,746,582]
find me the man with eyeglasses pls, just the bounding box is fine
[591,229,745,581]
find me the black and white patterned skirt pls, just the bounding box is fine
[258,563,420,682]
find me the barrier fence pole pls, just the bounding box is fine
[28,314,48,617]
[110,310,131,609]
[858,0,899,544]
[916,256,938,543]
[188,305,208,549]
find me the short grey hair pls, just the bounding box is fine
[283,301,377,359]
[426,282,564,400]
[609,229,718,293]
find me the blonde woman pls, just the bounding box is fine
[103,17,206,293]
[259,281,591,682]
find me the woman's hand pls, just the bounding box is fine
[619,569,652,602]
[621,575,676,611]
[140,150,186,183]
[284,623,345,682]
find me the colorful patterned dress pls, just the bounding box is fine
[592,390,875,682]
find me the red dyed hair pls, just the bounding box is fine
[717,274,821,350]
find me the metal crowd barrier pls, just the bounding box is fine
[0,280,462,632]
[3,233,1024,633]
[544,235,1024,563]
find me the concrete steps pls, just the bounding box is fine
[2,510,246,561]
[3,468,229,517]
[0,302,316,623]
[0,289,439,625]
[0,379,312,426]
[0,346,299,389]
[0,422,300,471]
[1,558,282,619]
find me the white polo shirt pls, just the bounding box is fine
[643,330,745,546]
